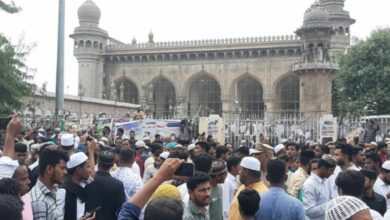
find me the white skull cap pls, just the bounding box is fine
[325,196,369,220]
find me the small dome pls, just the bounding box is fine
[78,0,101,24]
[303,2,329,25]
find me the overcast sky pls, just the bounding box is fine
[1,0,389,95]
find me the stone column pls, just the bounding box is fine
[299,70,333,115]
[221,95,231,121]
[119,82,124,101]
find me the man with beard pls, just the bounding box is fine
[13,165,33,220]
[361,169,387,216]
[29,148,69,220]
[208,160,227,220]
[60,133,76,156]
[374,160,390,210]
[57,152,94,220]
[143,151,168,183]
[328,143,360,197]
[229,157,268,220]
[184,172,212,220]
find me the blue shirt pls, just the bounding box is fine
[256,187,305,220]
[118,202,141,220]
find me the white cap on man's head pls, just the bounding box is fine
[67,152,88,169]
[274,144,285,154]
[188,144,196,151]
[136,140,149,149]
[0,156,19,180]
[240,156,261,172]
[160,152,170,160]
[382,160,390,171]
[61,133,74,146]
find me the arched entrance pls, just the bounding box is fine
[188,74,222,117]
[236,76,264,119]
[151,78,176,119]
[276,73,300,115]
[116,79,139,104]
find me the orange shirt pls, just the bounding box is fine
[228,181,268,220]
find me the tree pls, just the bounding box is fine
[0,0,20,13]
[333,28,390,117]
[0,1,34,115]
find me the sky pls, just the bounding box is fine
[0,0,389,96]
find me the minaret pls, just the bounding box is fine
[70,0,108,99]
[319,0,355,53]
[293,2,339,115]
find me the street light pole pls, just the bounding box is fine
[55,0,65,123]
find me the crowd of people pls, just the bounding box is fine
[1,115,390,220]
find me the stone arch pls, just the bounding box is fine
[114,77,139,104]
[79,40,84,47]
[230,73,265,119]
[86,40,92,48]
[93,41,98,48]
[185,72,222,117]
[99,43,103,50]
[74,41,78,49]
[148,76,177,119]
[274,72,300,115]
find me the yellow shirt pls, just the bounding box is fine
[228,181,268,220]
[287,167,308,198]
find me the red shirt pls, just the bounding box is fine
[135,155,144,177]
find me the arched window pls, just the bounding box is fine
[236,76,264,119]
[79,41,84,47]
[115,79,139,104]
[86,40,92,48]
[188,74,222,117]
[152,78,176,119]
[276,73,300,115]
[93,41,98,48]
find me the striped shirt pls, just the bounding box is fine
[29,179,64,220]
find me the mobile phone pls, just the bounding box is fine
[174,163,195,177]
[83,206,101,218]
[0,117,11,130]
[89,206,101,213]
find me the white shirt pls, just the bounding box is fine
[302,173,332,220]
[222,173,237,220]
[384,209,390,219]
[111,167,143,199]
[373,177,390,209]
[370,209,383,220]
[328,164,360,198]
[178,182,189,206]
[57,189,85,219]
[28,159,39,170]
[143,164,158,184]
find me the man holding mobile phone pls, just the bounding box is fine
[57,152,93,220]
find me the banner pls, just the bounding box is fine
[320,114,337,142]
[114,119,181,140]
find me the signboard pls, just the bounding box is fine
[320,114,337,142]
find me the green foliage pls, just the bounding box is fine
[0,35,34,114]
[0,0,20,13]
[0,1,34,115]
[333,28,390,117]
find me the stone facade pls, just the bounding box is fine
[71,0,354,119]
